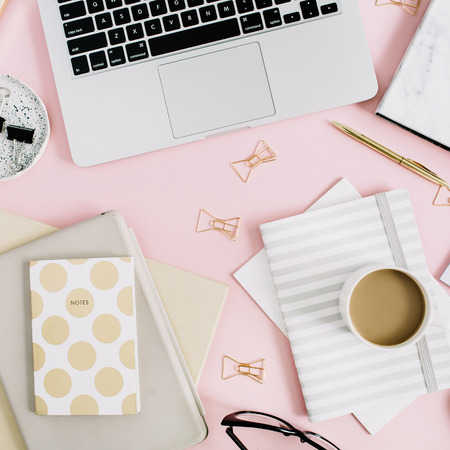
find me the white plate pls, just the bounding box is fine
[0,74,50,181]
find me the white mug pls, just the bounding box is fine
[339,265,450,351]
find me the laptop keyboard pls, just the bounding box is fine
[58,0,340,76]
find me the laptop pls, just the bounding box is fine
[37,0,377,167]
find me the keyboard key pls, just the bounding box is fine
[108,46,127,66]
[145,18,163,35]
[150,0,168,16]
[263,7,281,27]
[321,2,338,14]
[71,55,90,75]
[240,12,263,33]
[148,18,240,56]
[63,17,95,38]
[188,0,203,6]
[95,12,113,29]
[89,50,108,70]
[106,0,123,8]
[125,41,149,61]
[60,1,86,21]
[108,27,126,44]
[163,14,181,31]
[126,23,144,40]
[283,11,299,23]
[58,0,74,2]
[68,32,108,55]
[125,0,141,3]
[217,1,235,17]
[113,8,131,24]
[300,0,319,18]
[87,0,105,13]
[256,0,272,8]
[236,0,254,14]
[131,3,150,19]
[168,0,186,12]
[181,10,199,26]
[275,0,290,4]
[199,5,217,22]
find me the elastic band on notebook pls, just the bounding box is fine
[375,192,438,394]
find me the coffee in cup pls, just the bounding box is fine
[348,268,425,346]
[339,265,445,350]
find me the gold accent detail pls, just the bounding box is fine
[32,343,46,372]
[117,286,134,316]
[222,355,265,384]
[231,140,276,183]
[66,288,94,318]
[375,0,421,15]
[196,209,240,241]
[30,290,43,319]
[68,341,97,371]
[70,395,99,415]
[433,186,450,207]
[41,316,70,345]
[95,367,124,397]
[44,369,72,398]
[119,340,135,370]
[121,393,138,415]
[90,260,119,290]
[92,314,121,343]
[35,396,48,415]
[40,263,67,292]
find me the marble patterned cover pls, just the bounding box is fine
[376,0,450,151]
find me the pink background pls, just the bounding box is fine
[1,0,450,448]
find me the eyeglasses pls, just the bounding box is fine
[221,411,340,450]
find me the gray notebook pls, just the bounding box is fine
[0,211,207,450]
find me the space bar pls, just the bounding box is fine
[148,19,241,56]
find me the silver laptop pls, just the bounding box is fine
[37,0,377,167]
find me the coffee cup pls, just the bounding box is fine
[339,265,450,350]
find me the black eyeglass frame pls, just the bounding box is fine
[221,411,340,450]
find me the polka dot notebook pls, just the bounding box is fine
[29,257,140,416]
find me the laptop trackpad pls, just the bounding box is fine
[158,43,275,138]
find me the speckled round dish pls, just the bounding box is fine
[0,74,50,181]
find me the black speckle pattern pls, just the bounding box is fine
[0,74,50,181]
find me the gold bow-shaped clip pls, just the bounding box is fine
[222,356,265,384]
[433,186,450,206]
[375,0,421,15]
[196,209,241,241]
[231,140,276,183]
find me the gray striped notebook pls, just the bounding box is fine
[260,189,450,422]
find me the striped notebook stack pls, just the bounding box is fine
[260,189,450,422]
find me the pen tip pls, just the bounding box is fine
[331,121,345,130]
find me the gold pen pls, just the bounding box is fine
[332,121,450,190]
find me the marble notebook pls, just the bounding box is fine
[29,257,139,416]
[376,0,450,151]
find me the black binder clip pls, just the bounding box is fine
[6,124,35,173]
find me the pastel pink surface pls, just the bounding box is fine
[1,1,449,449]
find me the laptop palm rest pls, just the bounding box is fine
[158,43,275,138]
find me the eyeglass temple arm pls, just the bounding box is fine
[225,427,248,450]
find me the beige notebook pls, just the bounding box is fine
[0,210,228,450]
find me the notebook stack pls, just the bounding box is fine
[0,210,229,450]
[259,189,450,422]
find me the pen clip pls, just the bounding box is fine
[405,158,439,178]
